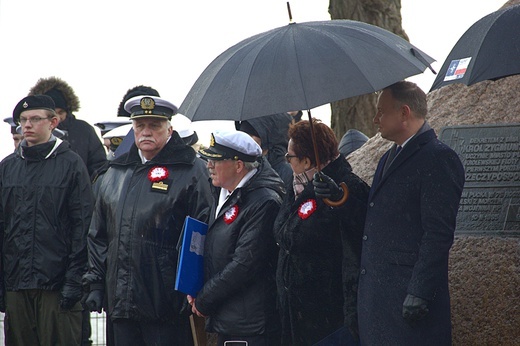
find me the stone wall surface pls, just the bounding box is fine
[348,2,520,340]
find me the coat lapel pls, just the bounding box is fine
[370,128,437,201]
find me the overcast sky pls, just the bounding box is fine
[0,0,506,160]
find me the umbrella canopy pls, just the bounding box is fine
[430,4,520,91]
[179,19,434,121]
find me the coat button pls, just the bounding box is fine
[284,286,289,292]
[276,242,280,247]
[360,269,366,275]
[369,202,374,207]
[285,250,290,255]
[362,235,367,241]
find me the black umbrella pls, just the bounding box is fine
[430,4,520,91]
[180,17,434,206]
[179,19,434,122]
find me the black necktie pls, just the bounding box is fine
[381,145,401,177]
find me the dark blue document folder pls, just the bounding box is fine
[175,216,208,297]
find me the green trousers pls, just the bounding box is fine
[4,290,82,346]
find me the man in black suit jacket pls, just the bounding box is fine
[358,81,465,345]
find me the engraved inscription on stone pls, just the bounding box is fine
[440,124,520,236]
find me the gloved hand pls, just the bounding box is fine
[59,283,83,310]
[85,289,104,313]
[0,292,5,312]
[402,293,429,324]
[59,296,79,310]
[313,172,344,201]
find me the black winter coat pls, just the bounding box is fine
[0,139,93,301]
[85,134,212,322]
[237,113,293,187]
[358,128,465,346]
[195,160,285,336]
[274,156,369,345]
[58,114,107,178]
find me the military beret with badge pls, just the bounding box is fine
[12,95,55,125]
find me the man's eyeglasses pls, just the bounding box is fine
[19,116,51,125]
[285,153,298,163]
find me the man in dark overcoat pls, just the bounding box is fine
[358,81,465,345]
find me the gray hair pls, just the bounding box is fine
[244,160,260,171]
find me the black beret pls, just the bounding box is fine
[44,88,68,110]
[235,120,259,138]
[13,95,55,125]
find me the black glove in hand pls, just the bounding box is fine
[85,289,104,313]
[313,172,343,201]
[402,293,429,324]
[59,296,79,310]
[0,292,5,313]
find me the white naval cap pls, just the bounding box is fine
[94,119,131,136]
[171,114,194,138]
[124,95,178,120]
[198,130,262,162]
[102,123,132,139]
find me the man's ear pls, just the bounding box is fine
[235,160,245,173]
[50,116,60,130]
[401,104,412,121]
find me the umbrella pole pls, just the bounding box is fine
[306,110,322,171]
[306,110,349,207]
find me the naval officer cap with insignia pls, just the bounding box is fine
[199,130,262,162]
[124,95,178,120]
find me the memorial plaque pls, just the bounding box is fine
[439,124,520,236]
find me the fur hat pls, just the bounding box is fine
[28,76,80,113]
[117,85,160,117]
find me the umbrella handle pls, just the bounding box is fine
[323,182,349,207]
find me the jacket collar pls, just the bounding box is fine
[370,127,437,200]
[210,159,285,222]
[110,131,196,167]
[18,137,64,161]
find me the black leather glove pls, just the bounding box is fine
[0,277,5,312]
[313,172,344,201]
[59,296,79,310]
[0,292,5,312]
[402,293,429,324]
[85,289,104,313]
[59,283,82,310]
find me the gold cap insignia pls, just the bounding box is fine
[111,137,123,146]
[210,133,216,147]
[140,97,155,114]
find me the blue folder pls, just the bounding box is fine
[175,216,208,297]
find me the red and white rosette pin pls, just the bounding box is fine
[298,199,317,220]
[223,205,239,224]
[148,166,169,182]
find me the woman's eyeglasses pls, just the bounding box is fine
[285,153,298,163]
